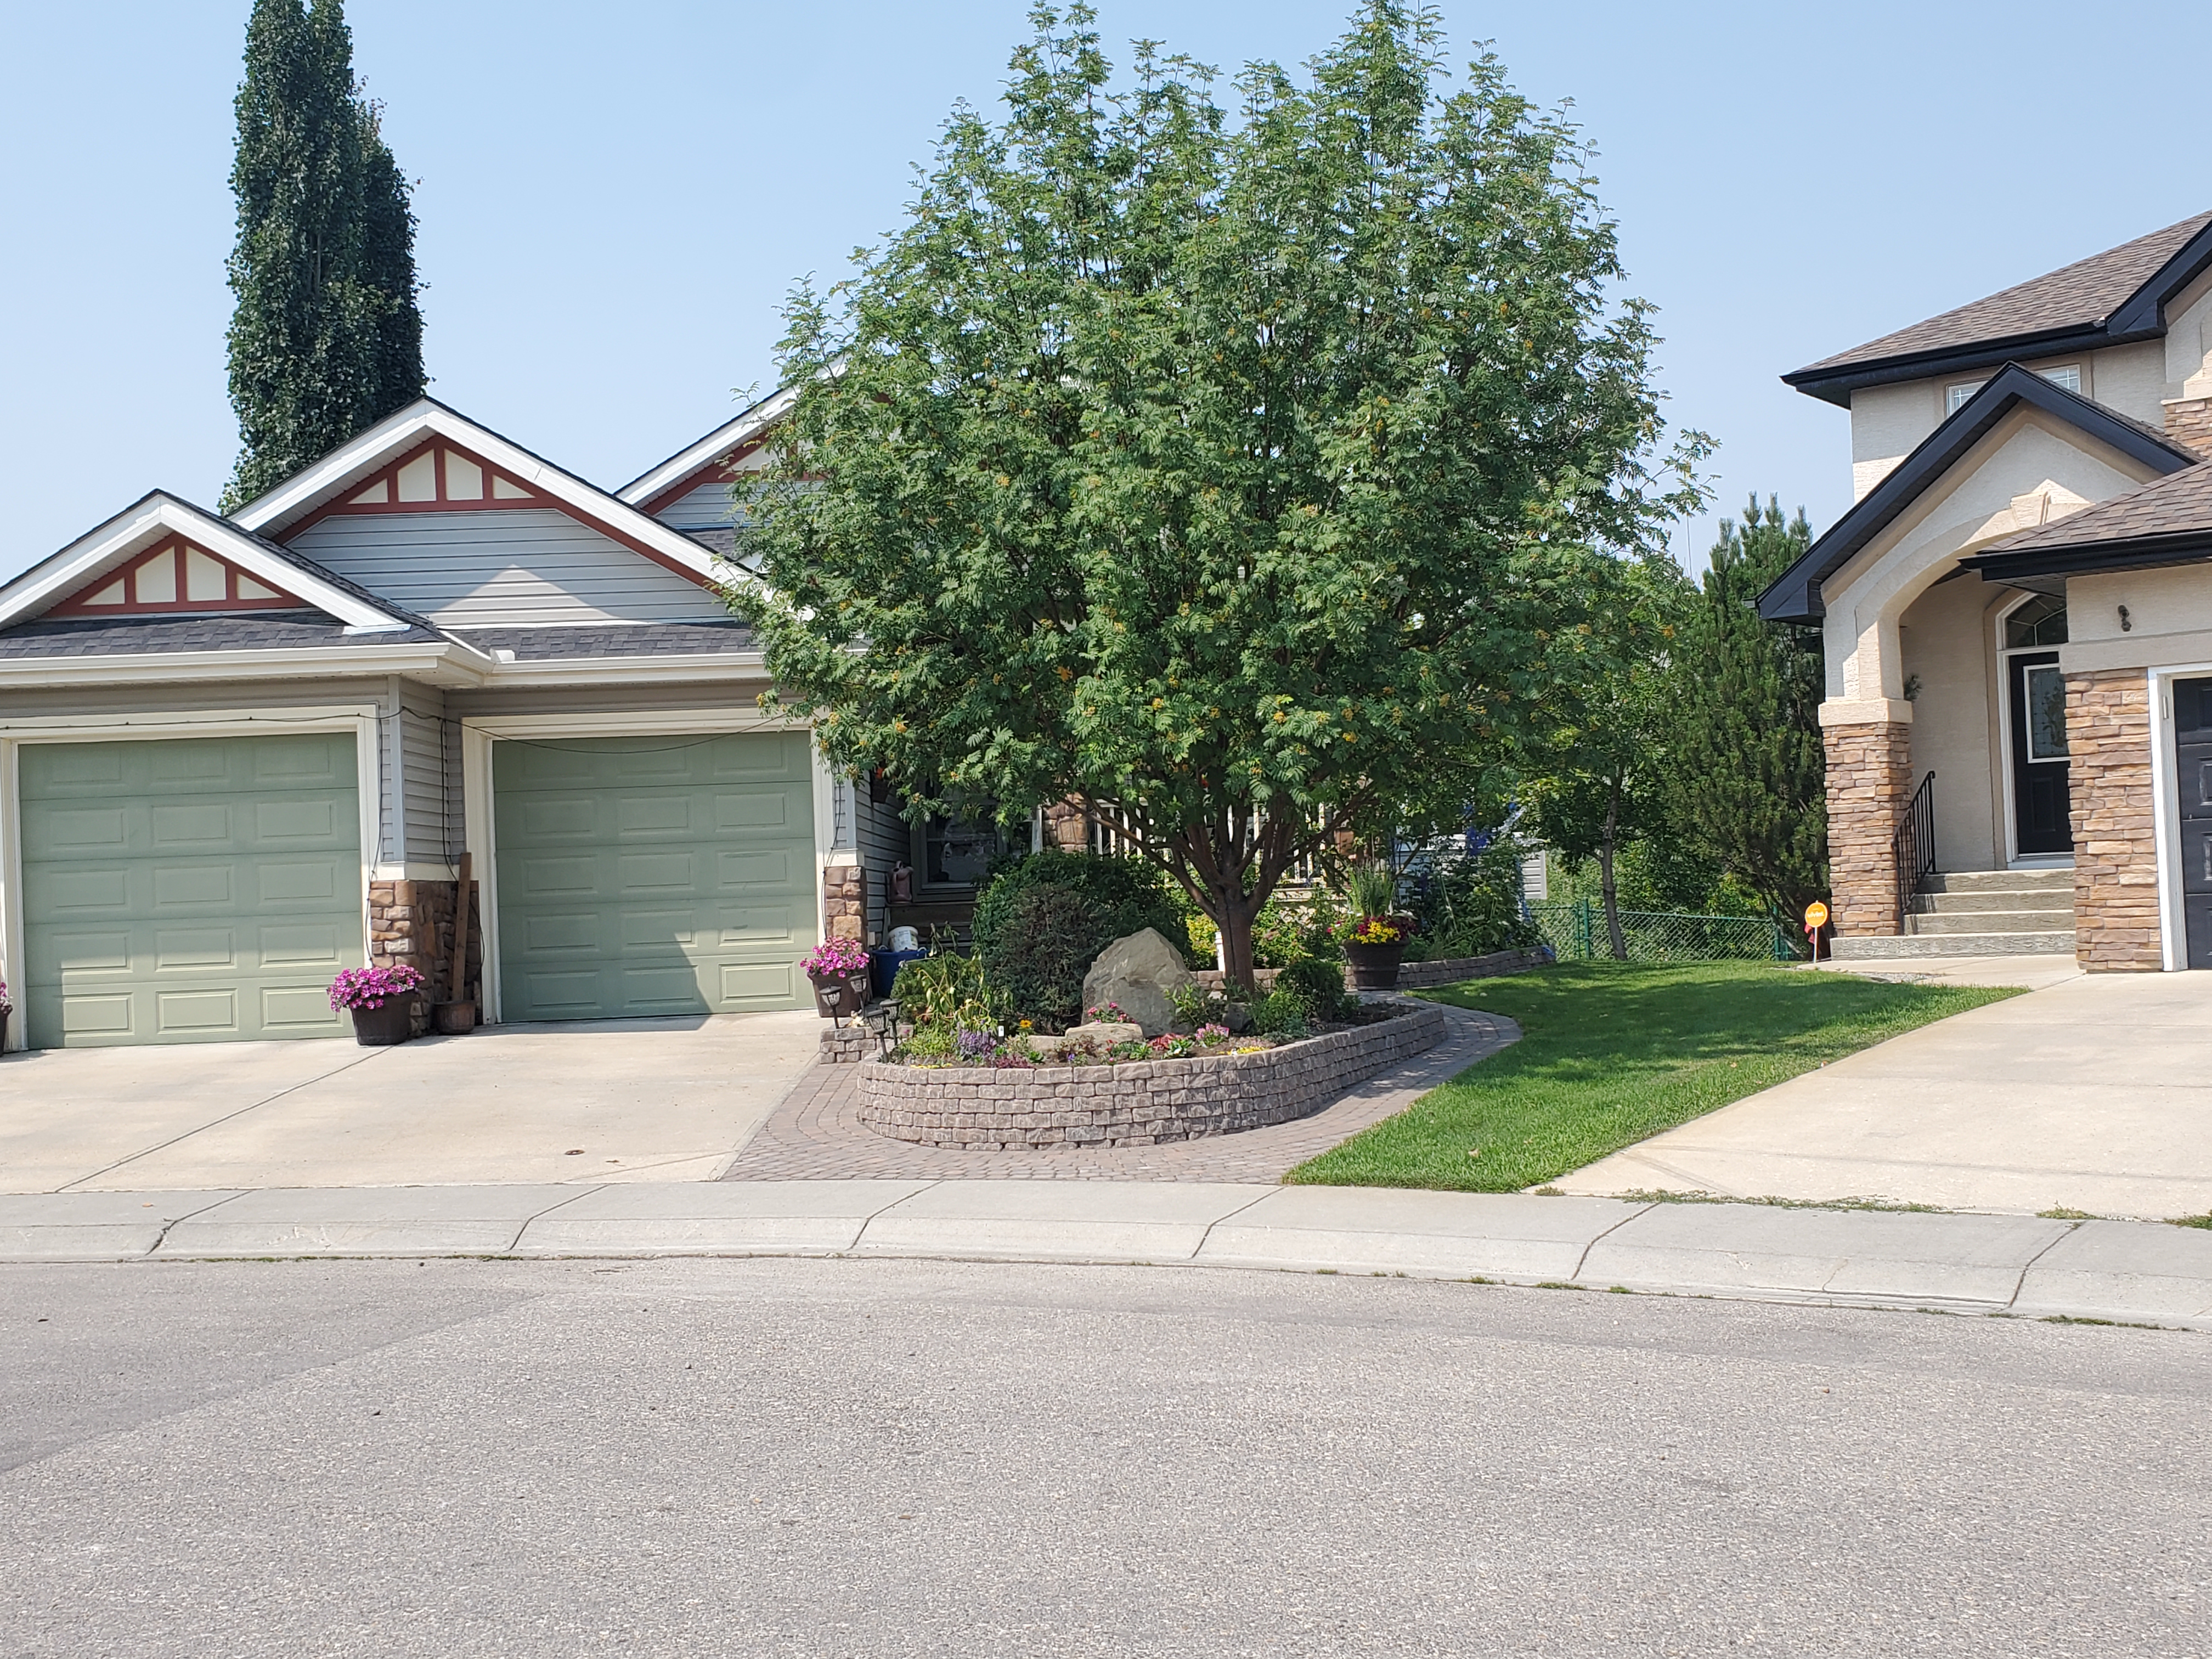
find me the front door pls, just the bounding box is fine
[2008,651,2073,856]
[2174,678,2212,968]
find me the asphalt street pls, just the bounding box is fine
[2,1256,2205,1657]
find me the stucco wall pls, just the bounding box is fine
[2065,569,2212,676]
[1849,381,1937,501]
[1899,576,2002,872]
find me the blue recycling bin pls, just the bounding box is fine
[872,948,929,1001]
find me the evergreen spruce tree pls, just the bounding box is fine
[1670,496,1828,922]
[223,0,423,510]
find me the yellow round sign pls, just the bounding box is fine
[1804,901,1830,930]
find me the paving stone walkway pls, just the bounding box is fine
[718,1003,1520,1182]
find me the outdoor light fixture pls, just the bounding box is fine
[861,998,901,1059]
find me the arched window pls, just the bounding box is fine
[2004,593,2067,650]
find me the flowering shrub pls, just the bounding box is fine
[328,964,425,1012]
[0,978,12,1014]
[1338,916,1403,946]
[801,938,871,978]
[1084,1001,1131,1024]
[1197,1022,1231,1042]
[955,1028,998,1062]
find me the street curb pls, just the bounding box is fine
[2,1182,2207,1330]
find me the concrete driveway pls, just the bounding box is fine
[1557,970,2212,1220]
[0,1011,822,1193]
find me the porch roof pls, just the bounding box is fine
[1961,460,2212,582]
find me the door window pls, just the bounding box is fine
[2024,665,2069,761]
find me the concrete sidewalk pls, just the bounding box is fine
[4,1180,2207,1330]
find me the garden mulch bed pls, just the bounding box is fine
[720,1001,1520,1183]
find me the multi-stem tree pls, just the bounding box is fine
[224,0,424,509]
[735,2,1704,987]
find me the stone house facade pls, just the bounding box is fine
[1763,210,2212,969]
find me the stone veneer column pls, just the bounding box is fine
[2163,393,2212,459]
[1043,798,1091,852]
[1821,721,1914,935]
[367,878,472,1035]
[2066,670,2160,971]
[822,862,866,941]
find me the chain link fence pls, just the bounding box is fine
[1527,900,1797,963]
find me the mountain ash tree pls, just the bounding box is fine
[734,2,1705,987]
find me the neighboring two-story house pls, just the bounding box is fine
[1761,210,2212,969]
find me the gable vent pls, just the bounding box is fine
[52,538,305,617]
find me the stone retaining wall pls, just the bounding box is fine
[1392,947,1552,989]
[856,1000,1448,1149]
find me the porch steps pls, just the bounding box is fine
[1829,868,2076,960]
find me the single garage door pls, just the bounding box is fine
[19,734,363,1047]
[492,731,816,1022]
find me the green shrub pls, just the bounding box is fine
[891,952,1000,1051]
[1346,861,1397,918]
[972,850,1199,1028]
[1250,887,1347,968]
[1404,837,1541,961]
[1248,989,1308,1039]
[1274,956,1354,1023]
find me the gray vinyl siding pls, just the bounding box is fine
[856,789,910,943]
[0,678,393,721]
[653,479,743,532]
[285,509,728,625]
[398,680,455,865]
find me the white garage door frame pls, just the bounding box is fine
[459,708,834,1025]
[0,705,383,1052]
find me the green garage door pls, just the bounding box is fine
[492,731,817,1022]
[20,735,363,1047]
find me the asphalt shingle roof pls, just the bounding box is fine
[444,623,758,660]
[0,613,443,657]
[1991,461,2212,554]
[1792,211,2212,380]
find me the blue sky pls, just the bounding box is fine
[3,1,2208,583]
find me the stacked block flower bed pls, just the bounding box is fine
[856,998,1447,1149]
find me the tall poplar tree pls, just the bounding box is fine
[1669,496,1827,921]
[223,0,424,510]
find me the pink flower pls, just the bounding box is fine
[328,964,427,1012]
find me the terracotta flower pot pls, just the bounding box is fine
[1341,939,1406,991]
[349,1000,413,1046]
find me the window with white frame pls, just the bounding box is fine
[1945,365,2080,415]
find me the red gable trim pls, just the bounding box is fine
[52,537,307,617]
[285,436,723,590]
[636,434,766,518]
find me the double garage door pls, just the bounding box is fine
[492,731,816,1021]
[20,735,363,1047]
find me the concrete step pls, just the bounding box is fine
[1909,888,2078,915]
[1920,869,2074,895]
[1830,929,2076,960]
[1908,909,2076,935]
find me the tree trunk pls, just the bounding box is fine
[1599,781,1627,961]
[1216,888,1263,996]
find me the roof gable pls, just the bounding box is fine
[1758,364,2202,622]
[618,385,793,520]
[0,493,422,635]
[50,533,305,616]
[231,399,731,590]
[1960,460,2212,583]
[1785,211,2212,407]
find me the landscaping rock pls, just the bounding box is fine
[1081,930,1195,1036]
[1065,1020,1145,1047]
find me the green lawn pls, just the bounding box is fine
[1288,961,2023,1193]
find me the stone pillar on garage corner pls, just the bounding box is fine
[367,878,465,1036]
[1044,797,1092,853]
[2066,669,2159,970]
[1820,718,1914,936]
[822,861,866,943]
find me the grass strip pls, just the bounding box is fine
[1288,960,2022,1193]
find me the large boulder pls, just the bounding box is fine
[1080,928,1195,1037]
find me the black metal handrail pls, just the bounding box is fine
[1892,770,1936,927]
